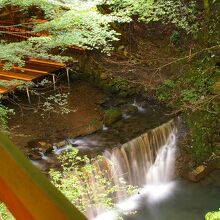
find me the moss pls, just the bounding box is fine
[183,109,219,165]
[103,108,122,125]
[119,91,129,97]
[156,52,220,166]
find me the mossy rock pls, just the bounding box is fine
[128,88,137,96]
[111,84,121,93]
[108,80,117,87]
[119,83,130,91]
[120,104,137,114]
[103,108,122,125]
[119,91,129,98]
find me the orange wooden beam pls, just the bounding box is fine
[0,133,87,220]
[29,58,65,67]
[0,71,36,81]
[0,64,48,74]
[0,86,7,93]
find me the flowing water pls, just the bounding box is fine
[101,120,176,188]
[124,169,220,220]
[71,119,219,220]
[78,120,178,219]
[7,79,219,219]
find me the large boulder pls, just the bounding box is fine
[187,164,213,182]
[103,108,122,125]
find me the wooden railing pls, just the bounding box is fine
[0,133,87,220]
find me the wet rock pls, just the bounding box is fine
[54,140,68,149]
[187,165,212,182]
[68,120,103,138]
[120,104,137,114]
[114,98,127,106]
[103,108,122,125]
[31,160,49,172]
[28,149,42,160]
[27,139,53,154]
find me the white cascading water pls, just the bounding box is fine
[132,98,146,113]
[146,132,176,185]
[89,120,178,220]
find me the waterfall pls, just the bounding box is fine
[102,119,176,188]
[89,119,177,219]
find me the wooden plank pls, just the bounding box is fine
[29,59,65,67]
[0,71,36,81]
[11,69,48,77]
[0,133,88,220]
[0,64,48,74]
[0,75,15,81]
[12,66,48,74]
[25,63,62,72]
[0,87,7,93]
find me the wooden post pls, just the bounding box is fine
[26,87,31,104]
[66,67,70,87]
[52,74,56,90]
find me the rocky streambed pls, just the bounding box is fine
[7,78,172,172]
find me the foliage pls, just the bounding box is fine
[0,0,203,66]
[0,78,74,131]
[170,31,180,44]
[33,3,123,52]
[0,202,14,220]
[0,0,124,66]
[156,54,217,105]
[0,79,25,88]
[0,0,56,18]
[104,0,198,33]
[42,92,72,115]
[49,148,137,219]
[0,40,71,69]
[205,209,220,220]
[0,96,14,131]
[15,78,74,115]
[156,51,219,164]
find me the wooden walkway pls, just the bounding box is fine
[0,59,65,94]
[0,22,67,94]
[0,21,84,94]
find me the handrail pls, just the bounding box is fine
[0,133,87,220]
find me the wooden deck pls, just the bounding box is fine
[0,20,84,94]
[0,59,65,94]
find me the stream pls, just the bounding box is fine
[8,80,220,220]
[125,170,220,220]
